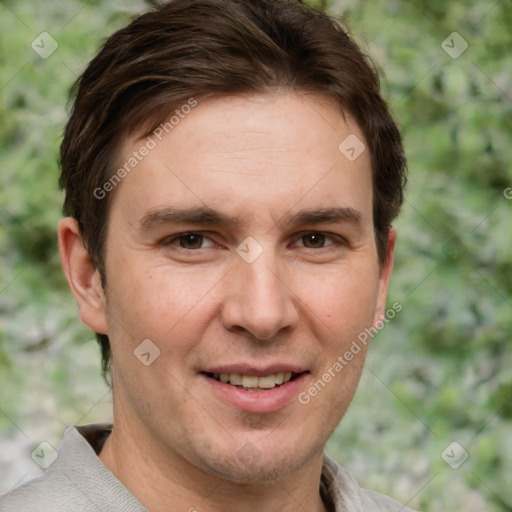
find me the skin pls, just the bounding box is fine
[58,91,396,512]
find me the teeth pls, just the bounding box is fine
[229,373,242,385]
[258,375,277,388]
[241,375,259,388]
[214,372,295,389]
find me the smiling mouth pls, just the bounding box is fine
[202,371,302,391]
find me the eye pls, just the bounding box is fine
[166,232,216,250]
[295,232,334,249]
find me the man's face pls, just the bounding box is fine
[99,92,393,481]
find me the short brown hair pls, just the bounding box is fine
[59,0,406,376]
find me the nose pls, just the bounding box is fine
[221,251,299,340]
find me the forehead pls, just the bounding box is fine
[110,92,373,227]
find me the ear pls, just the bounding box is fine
[373,227,397,324]
[58,217,108,334]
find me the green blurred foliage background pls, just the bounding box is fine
[0,0,510,510]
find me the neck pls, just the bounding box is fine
[99,413,328,512]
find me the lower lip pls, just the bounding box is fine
[201,373,308,413]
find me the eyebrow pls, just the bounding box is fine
[283,206,362,229]
[138,206,243,232]
[137,205,362,232]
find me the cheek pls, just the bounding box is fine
[297,264,380,337]
[105,260,222,346]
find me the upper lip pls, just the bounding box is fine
[201,364,309,376]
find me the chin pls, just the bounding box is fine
[191,436,322,484]
[205,454,304,484]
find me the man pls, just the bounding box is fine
[1,0,414,510]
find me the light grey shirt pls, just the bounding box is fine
[0,423,418,511]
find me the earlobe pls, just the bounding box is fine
[57,217,108,334]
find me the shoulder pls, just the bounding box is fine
[0,423,145,512]
[0,425,104,512]
[0,472,74,512]
[359,488,418,511]
[322,453,419,512]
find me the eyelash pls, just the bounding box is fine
[162,231,346,251]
